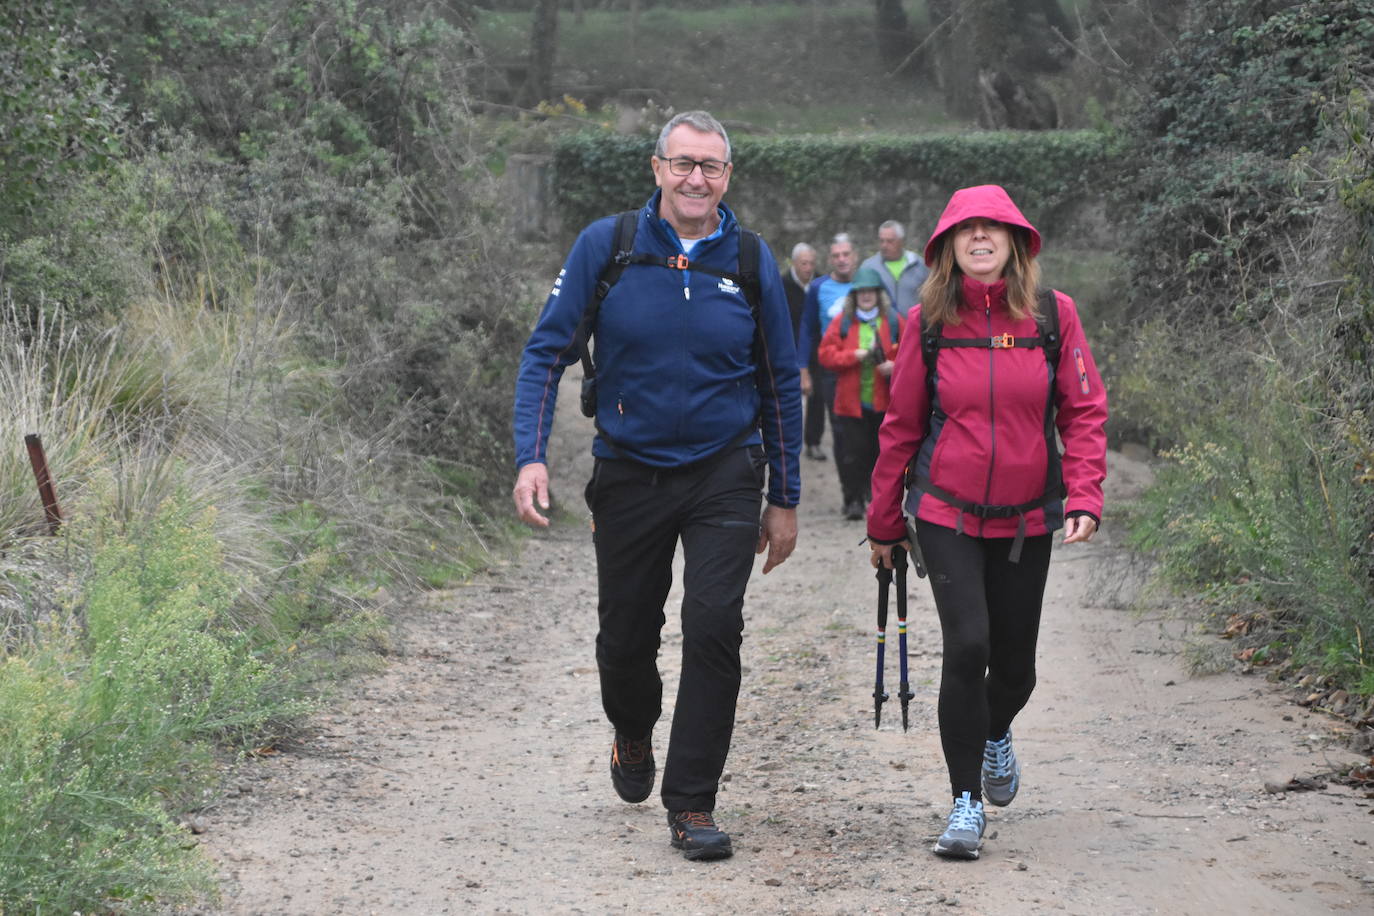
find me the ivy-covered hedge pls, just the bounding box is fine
[552,129,1124,238]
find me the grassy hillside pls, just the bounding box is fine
[474,1,962,134]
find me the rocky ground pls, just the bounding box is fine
[193,376,1374,915]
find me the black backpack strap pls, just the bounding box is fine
[628,228,761,314]
[575,210,638,417]
[1034,287,1061,370]
[737,229,765,389]
[575,210,638,379]
[737,228,761,313]
[921,319,944,408]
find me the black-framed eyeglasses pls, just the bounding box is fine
[662,156,729,179]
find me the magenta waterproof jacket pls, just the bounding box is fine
[867,187,1108,542]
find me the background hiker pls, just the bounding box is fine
[859,219,929,318]
[817,266,903,521]
[511,110,802,863]
[798,234,858,496]
[782,242,827,464]
[865,184,1108,860]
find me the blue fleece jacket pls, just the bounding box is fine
[796,275,853,370]
[513,192,802,508]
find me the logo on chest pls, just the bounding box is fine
[717,277,742,297]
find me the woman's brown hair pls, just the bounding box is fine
[918,224,1042,329]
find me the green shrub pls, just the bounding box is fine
[1114,0,1374,692]
[0,2,126,225]
[1120,0,1374,322]
[0,496,312,912]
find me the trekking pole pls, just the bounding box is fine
[873,560,891,728]
[893,546,915,732]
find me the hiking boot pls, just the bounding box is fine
[982,730,1021,807]
[609,734,655,804]
[933,791,986,860]
[667,810,733,861]
[843,500,865,521]
[805,444,828,461]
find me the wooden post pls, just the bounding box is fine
[24,434,62,534]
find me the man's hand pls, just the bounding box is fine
[513,462,552,528]
[876,359,895,377]
[756,505,798,574]
[799,366,813,397]
[1062,514,1098,544]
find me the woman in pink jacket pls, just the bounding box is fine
[866,185,1108,860]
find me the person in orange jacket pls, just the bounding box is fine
[867,184,1108,860]
[818,266,904,520]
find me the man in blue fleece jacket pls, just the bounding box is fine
[512,111,801,862]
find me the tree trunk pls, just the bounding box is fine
[517,0,559,109]
[926,0,974,112]
[873,0,918,77]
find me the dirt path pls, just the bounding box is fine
[198,378,1374,915]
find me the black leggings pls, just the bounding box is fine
[914,519,1052,801]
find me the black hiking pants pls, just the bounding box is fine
[832,406,883,507]
[585,445,764,812]
[913,519,1052,802]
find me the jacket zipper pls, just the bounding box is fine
[981,296,997,525]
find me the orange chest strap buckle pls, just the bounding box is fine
[669,253,690,270]
[990,333,1015,349]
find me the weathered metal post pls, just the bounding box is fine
[23,433,62,534]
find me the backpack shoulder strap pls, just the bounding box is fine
[737,228,766,391]
[738,227,762,315]
[921,317,943,404]
[1035,288,1061,369]
[626,226,763,312]
[575,210,638,379]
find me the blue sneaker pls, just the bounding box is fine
[933,791,985,859]
[982,730,1020,807]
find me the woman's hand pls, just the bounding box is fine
[876,359,895,377]
[854,348,870,362]
[1062,514,1098,544]
[869,539,913,569]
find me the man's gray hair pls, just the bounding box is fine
[879,220,905,239]
[655,110,732,161]
[831,233,855,249]
[790,242,816,259]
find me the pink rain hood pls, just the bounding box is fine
[923,184,1042,266]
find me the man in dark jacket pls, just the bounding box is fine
[512,110,802,862]
[781,242,826,461]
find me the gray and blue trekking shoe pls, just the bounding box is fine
[933,791,986,860]
[982,730,1021,807]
